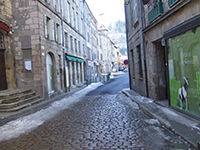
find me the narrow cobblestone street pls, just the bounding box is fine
[0,92,191,149]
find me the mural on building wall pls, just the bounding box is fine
[168,26,200,118]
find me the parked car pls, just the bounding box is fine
[119,66,126,71]
[112,68,117,72]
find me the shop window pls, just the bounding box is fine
[167,25,200,118]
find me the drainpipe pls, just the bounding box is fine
[83,1,89,86]
[124,2,132,89]
[60,0,67,92]
[140,0,149,97]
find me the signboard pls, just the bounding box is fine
[123,59,128,65]
[24,60,32,71]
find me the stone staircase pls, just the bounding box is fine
[0,89,43,112]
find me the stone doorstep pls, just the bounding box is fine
[1,92,36,104]
[0,95,40,109]
[0,89,32,99]
[0,98,43,112]
[0,88,42,112]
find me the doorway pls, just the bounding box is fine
[0,49,7,90]
[0,32,7,91]
[155,40,167,100]
[46,53,55,94]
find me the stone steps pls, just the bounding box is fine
[0,89,43,112]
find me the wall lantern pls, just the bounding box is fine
[125,0,129,5]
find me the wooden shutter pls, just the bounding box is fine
[44,14,48,38]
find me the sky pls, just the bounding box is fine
[86,0,125,28]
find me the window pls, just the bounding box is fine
[131,49,135,76]
[87,48,90,60]
[44,15,54,40]
[55,23,59,42]
[45,0,51,3]
[72,7,75,27]
[76,12,79,31]
[55,0,60,12]
[67,2,71,24]
[70,36,73,52]
[131,0,138,26]
[75,39,77,53]
[78,41,81,54]
[137,45,143,78]
[83,44,85,55]
[87,32,90,42]
[55,23,61,44]
[80,18,83,34]
[64,32,68,49]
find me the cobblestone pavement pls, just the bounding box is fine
[0,92,192,150]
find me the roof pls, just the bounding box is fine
[98,24,108,31]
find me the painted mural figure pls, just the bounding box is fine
[178,77,189,111]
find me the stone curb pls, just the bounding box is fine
[122,89,198,149]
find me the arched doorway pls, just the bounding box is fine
[46,53,55,94]
[0,32,7,90]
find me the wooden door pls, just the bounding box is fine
[0,49,7,90]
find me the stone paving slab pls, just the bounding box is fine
[0,92,193,149]
[122,89,200,149]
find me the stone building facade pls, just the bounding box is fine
[84,2,99,84]
[125,0,200,119]
[98,25,114,74]
[0,0,16,91]
[125,0,147,96]
[0,0,93,99]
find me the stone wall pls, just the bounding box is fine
[144,0,200,100]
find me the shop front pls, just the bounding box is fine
[164,15,200,120]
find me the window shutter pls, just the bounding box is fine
[49,20,54,40]
[55,23,58,42]
[46,0,51,3]
[58,25,62,44]
[44,14,48,38]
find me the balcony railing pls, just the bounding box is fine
[168,0,179,7]
[148,2,164,23]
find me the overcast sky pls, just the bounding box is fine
[86,0,125,28]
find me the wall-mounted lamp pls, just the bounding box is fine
[9,24,14,35]
[125,0,130,5]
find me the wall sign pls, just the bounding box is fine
[24,60,32,71]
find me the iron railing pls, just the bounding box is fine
[148,2,164,23]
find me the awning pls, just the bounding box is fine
[65,54,84,63]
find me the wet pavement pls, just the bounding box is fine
[0,92,192,150]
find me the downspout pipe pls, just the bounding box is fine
[140,0,149,97]
[60,0,67,92]
[124,2,132,89]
